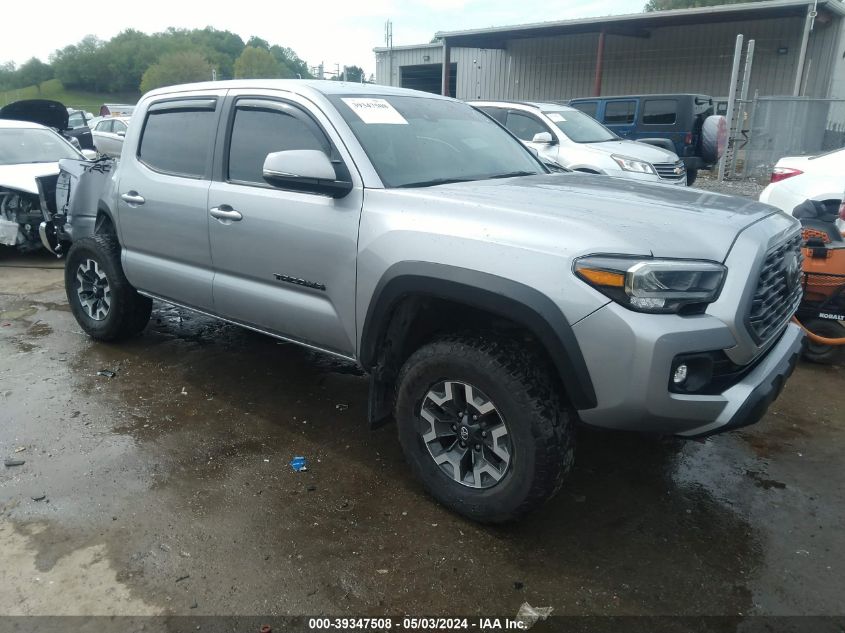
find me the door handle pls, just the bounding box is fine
[121,191,145,206]
[209,206,243,222]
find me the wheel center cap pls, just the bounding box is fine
[459,426,470,441]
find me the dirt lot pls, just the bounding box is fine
[1,234,844,629]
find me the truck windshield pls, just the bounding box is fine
[330,95,545,188]
[542,109,618,144]
[0,128,81,165]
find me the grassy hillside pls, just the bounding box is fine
[0,79,140,113]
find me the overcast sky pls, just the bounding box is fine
[3,0,644,77]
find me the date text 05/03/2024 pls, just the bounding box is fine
[308,617,530,630]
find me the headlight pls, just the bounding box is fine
[611,154,655,175]
[574,255,726,314]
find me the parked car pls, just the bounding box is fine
[91,116,130,157]
[63,81,803,523]
[759,148,845,233]
[65,109,95,150]
[0,119,94,252]
[473,100,686,186]
[569,94,726,185]
[0,99,96,151]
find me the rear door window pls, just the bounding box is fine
[642,99,677,125]
[505,111,549,141]
[138,101,217,178]
[96,120,113,133]
[603,100,636,125]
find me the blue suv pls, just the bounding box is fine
[569,94,725,185]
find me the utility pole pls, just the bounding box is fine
[793,0,818,96]
[385,19,394,86]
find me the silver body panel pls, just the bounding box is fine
[82,80,802,436]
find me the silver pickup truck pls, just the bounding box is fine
[62,81,804,522]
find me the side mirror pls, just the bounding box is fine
[81,149,98,160]
[117,130,126,137]
[532,131,555,144]
[262,150,352,198]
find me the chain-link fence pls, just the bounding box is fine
[729,97,845,182]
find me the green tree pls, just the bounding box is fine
[246,36,271,50]
[14,58,54,91]
[140,50,212,93]
[234,46,282,79]
[645,0,766,10]
[270,45,312,78]
[0,61,17,91]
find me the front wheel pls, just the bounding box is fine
[395,334,575,523]
[65,235,152,341]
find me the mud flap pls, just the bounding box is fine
[367,369,395,429]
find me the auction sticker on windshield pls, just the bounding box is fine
[342,98,408,124]
[547,113,566,122]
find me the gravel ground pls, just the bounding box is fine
[692,174,766,200]
[1,250,844,626]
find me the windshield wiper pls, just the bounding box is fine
[487,171,538,179]
[397,177,475,188]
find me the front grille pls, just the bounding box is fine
[747,232,804,342]
[654,161,686,180]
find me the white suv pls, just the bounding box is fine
[473,100,687,186]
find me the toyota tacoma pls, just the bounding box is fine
[62,81,804,522]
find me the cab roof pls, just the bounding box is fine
[143,79,452,101]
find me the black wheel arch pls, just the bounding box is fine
[94,206,117,235]
[360,262,597,420]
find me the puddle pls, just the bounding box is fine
[0,306,38,320]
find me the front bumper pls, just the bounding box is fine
[572,299,804,436]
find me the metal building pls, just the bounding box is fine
[374,0,845,101]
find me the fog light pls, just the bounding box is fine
[673,364,688,385]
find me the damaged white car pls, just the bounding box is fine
[0,119,95,253]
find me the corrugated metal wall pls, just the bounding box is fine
[376,14,842,100]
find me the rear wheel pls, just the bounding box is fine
[65,235,152,341]
[395,334,575,523]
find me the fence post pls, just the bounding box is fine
[718,34,744,182]
[730,39,755,179]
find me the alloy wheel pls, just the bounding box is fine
[419,380,512,489]
[75,258,111,321]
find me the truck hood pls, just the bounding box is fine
[0,162,60,195]
[383,173,780,262]
[582,139,679,164]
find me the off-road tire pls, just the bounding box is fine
[65,235,152,341]
[801,318,845,365]
[395,334,575,523]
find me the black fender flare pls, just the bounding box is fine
[94,206,116,234]
[360,262,597,410]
